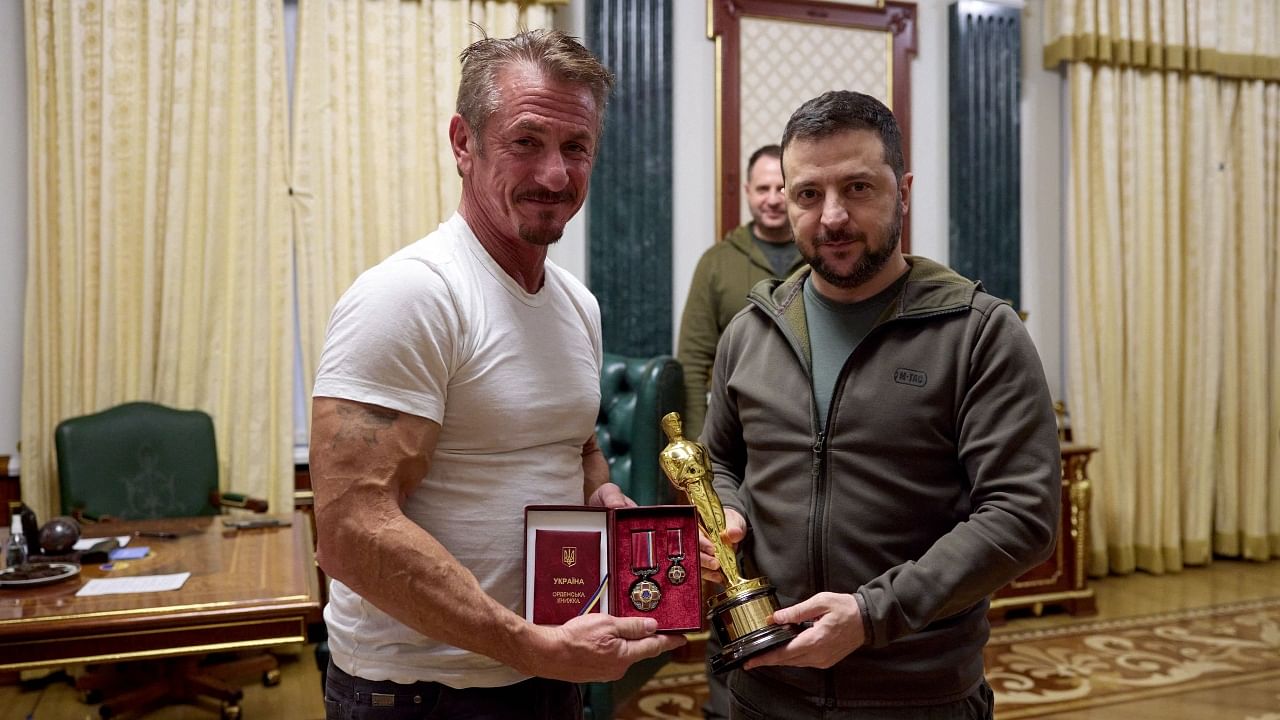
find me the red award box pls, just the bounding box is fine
[524,504,701,633]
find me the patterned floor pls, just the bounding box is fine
[615,659,708,719]
[984,597,1280,718]
[616,598,1280,719]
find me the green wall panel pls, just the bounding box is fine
[949,1,1021,309]
[586,0,673,357]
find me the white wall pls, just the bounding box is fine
[670,0,717,346]
[0,2,27,462]
[1019,0,1066,398]
[908,0,952,265]
[0,0,1067,463]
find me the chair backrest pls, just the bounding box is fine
[595,353,684,506]
[55,401,220,519]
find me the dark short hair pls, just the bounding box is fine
[780,91,905,180]
[456,29,615,141]
[746,144,782,178]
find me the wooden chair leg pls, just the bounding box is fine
[74,652,280,717]
[74,664,126,692]
[199,652,279,684]
[183,672,243,704]
[95,679,169,719]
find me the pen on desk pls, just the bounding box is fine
[134,531,179,539]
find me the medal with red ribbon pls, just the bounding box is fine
[628,529,662,611]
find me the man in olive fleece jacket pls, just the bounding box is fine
[676,145,805,440]
[697,91,1060,719]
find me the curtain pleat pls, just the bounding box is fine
[1053,0,1280,577]
[1044,0,1280,80]
[1066,62,1280,575]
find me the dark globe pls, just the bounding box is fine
[38,516,81,555]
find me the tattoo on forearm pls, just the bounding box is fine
[331,404,398,449]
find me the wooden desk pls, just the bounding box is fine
[0,512,321,672]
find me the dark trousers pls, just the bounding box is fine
[324,661,583,720]
[703,631,731,719]
[728,671,994,720]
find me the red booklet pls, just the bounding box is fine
[531,529,602,624]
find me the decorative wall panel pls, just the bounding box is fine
[587,0,673,356]
[948,1,1021,308]
[738,18,891,221]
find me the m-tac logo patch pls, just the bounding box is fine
[894,368,927,387]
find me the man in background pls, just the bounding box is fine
[676,144,805,441]
[310,30,683,720]
[698,90,1060,718]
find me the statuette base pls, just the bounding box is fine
[706,577,800,674]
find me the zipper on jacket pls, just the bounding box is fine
[813,427,836,706]
[810,430,828,596]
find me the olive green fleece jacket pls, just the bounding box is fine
[676,224,805,440]
[703,257,1061,707]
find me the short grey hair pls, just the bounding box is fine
[456,29,615,143]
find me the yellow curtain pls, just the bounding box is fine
[291,0,551,427]
[1044,0,1280,80]
[22,0,294,519]
[1052,0,1280,575]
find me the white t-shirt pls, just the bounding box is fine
[312,213,602,688]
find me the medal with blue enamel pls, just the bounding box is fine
[628,529,662,611]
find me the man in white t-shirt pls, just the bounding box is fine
[310,30,684,720]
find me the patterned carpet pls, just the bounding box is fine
[615,598,1280,719]
[615,659,708,720]
[985,597,1280,718]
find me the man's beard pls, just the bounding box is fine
[518,220,563,246]
[516,189,574,246]
[805,204,902,289]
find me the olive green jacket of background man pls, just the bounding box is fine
[677,224,806,439]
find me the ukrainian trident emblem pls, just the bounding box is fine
[561,546,577,568]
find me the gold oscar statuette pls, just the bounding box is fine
[659,412,799,674]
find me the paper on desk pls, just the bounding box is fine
[73,535,131,550]
[75,572,190,596]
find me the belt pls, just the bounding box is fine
[357,688,438,707]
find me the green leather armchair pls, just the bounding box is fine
[55,401,222,519]
[52,400,278,719]
[595,352,685,507]
[584,352,685,719]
